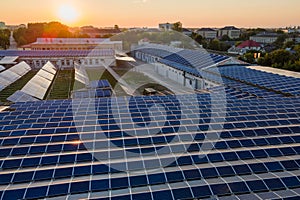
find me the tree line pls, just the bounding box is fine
[13,22,89,46]
[0,29,10,49]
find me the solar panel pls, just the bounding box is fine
[74,63,89,85]
[0,61,31,91]
[7,90,39,103]
[1,88,300,199]
[0,56,19,65]
[12,61,57,100]
[0,64,5,72]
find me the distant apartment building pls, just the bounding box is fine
[218,26,241,39]
[196,28,217,39]
[20,38,123,51]
[250,33,279,44]
[159,23,174,30]
[283,28,300,34]
[182,28,193,37]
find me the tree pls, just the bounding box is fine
[114,25,120,30]
[172,22,182,32]
[273,34,288,49]
[283,41,295,49]
[221,34,230,41]
[0,29,10,49]
[192,33,203,44]
[208,39,220,50]
[269,49,292,67]
[258,49,293,69]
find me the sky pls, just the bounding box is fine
[1,0,300,28]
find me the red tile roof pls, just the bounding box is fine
[237,40,261,48]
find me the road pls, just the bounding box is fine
[8,31,18,50]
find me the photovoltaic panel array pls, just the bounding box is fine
[71,88,112,99]
[0,65,5,72]
[133,44,229,70]
[88,80,111,89]
[214,65,300,96]
[0,56,19,65]
[0,49,115,58]
[7,61,57,102]
[74,63,89,85]
[132,45,299,99]
[0,61,31,92]
[201,69,285,98]
[7,90,39,103]
[0,94,299,199]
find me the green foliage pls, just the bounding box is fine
[269,49,292,67]
[239,50,263,64]
[273,34,288,49]
[239,28,266,40]
[0,29,10,49]
[192,33,204,45]
[283,41,295,49]
[220,34,230,41]
[208,39,220,50]
[111,30,196,51]
[207,39,230,51]
[114,25,119,30]
[172,22,182,32]
[13,22,82,46]
[258,49,300,72]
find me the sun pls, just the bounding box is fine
[58,4,79,25]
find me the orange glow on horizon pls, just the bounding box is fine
[0,0,299,28]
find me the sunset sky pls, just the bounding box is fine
[1,0,299,28]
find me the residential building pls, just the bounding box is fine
[228,40,263,55]
[182,28,193,37]
[250,33,279,44]
[218,26,241,39]
[159,23,174,30]
[196,28,217,39]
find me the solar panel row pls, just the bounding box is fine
[0,62,31,92]
[0,49,115,57]
[7,61,57,102]
[0,94,299,199]
[215,65,300,96]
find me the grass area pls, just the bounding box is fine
[0,71,37,104]
[85,68,128,96]
[47,69,75,100]
[86,68,117,85]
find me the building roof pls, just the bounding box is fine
[0,49,115,57]
[220,26,240,31]
[182,28,192,32]
[33,38,112,45]
[252,32,279,38]
[237,40,261,48]
[197,28,216,32]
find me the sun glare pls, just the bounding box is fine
[58,4,79,24]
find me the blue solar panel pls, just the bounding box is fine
[0,49,115,57]
[0,93,299,199]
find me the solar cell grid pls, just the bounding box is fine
[0,92,300,199]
